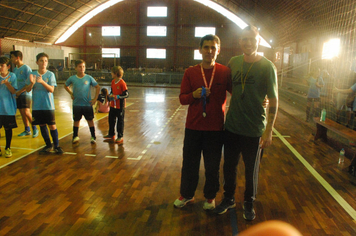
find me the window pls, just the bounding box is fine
[147,49,166,59]
[102,26,120,36]
[322,38,340,59]
[194,50,202,60]
[102,48,120,58]
[195,27,216,37]
[147,7,167,17]
[147,26,167,36]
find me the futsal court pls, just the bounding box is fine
[0,85,355,235]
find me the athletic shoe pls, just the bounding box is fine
[18,131,31,137]
[104,134,115,139]
[173,196,194,208]
[214,198,236,214]
[40,145,52,154]
[90,137,96,144]
[54,147,64,154]
[243,201,256,221]
[5,148,12,158]
[115,137,123,145]
[32,129,39,138]
[203,199,215,210]
[72,136,80,143]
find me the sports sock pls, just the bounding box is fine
[5,129,12,149]
[25,126,31,132]
[40,125,52,147]
[90,126,96,138]
[50,129,59,148]
[73,126,79,138]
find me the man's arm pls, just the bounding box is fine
[260,97,278,149]
[333,87,353,94]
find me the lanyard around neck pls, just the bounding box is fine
[200,63,216,89]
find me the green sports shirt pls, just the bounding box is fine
[225,55,278,137]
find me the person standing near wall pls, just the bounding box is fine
[10,50,39,138]
[305,67,324,122]
[173,34,232,210]
[214,25,278,221]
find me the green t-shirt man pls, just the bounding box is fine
[225,55,278,137]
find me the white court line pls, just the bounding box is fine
[128,105,182,161]
[84,154,96,157]
[273,128,356,220]
[64,152,77,155]
[0,146,35,151]
[105,156,118,159]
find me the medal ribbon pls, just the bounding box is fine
[241,60,255,99]
[200,64,216,117]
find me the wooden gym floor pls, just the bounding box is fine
[0,85,355,235]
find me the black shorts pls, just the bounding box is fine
[0,115,18,129]
[307,97,321,102]
[73,106,94,121]
[32,110,56,125]
[17,93,31,109]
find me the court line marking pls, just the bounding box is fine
[273,128,356,220]
[105,156,118,159]
[127,105,182,160]
[0,107,117,170]
[84,154,96,157]
[0,146,36,151]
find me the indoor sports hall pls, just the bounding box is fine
[0,0,355,235]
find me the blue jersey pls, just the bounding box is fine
[13,64,32,96]
[0,72,18,115]
[65,74,98,107]
[26,70,57,110]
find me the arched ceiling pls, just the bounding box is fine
[0,0,333,47]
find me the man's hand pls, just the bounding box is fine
[193,88,203,98]
[259,130,273,149]
[192,87,211,99]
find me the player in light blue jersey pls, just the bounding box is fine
[10,50,39,138]
[0,57,18,158]
[26,52,63,154]
[64,59,100,144]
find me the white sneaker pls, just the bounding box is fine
[203,199,215,210]
[173,196,194,208]
[72,136,80,143]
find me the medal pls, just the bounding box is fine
[203,112,206,117]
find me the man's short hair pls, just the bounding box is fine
[10,50,23,60]
[0,56,11,66]
[199,34,220,49]
[36,52,49,62]
[241,25,260,36]
[111,66,124,78]
[75,59,85,67]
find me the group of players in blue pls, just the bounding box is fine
[0,50,128,159]
[0,51,63,158]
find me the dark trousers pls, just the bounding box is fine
[180,128,223,200]
[223,129,263,202]
[108,108,125,138]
